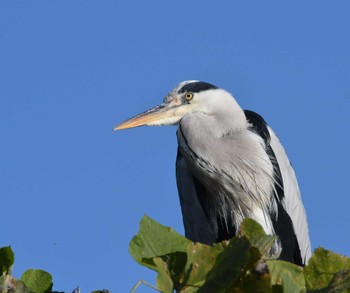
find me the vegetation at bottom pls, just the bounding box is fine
[1,216,350,292]
[129,216,350,293]
[0,246,107,293]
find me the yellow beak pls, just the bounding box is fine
[113,103,182,131]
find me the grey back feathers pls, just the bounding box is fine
[268,129,312,264]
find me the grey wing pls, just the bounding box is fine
[176,149,216,244]
[268,127,312,264]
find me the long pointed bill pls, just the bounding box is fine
[113,103,182,131]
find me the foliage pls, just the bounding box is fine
[0,246,61,293]
[0,247,110,293]
[1,216,350,292]
[129,215,350,293]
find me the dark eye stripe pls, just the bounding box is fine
[178,82,218,94]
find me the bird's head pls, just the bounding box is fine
[114,80,244,130]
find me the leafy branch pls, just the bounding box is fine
[129,215,350,293]
[0,247,108,293]
[1,216,349,292]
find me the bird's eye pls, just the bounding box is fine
[185,92,193,101]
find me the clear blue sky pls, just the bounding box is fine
[1,1,349,292]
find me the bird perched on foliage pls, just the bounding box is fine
[114,80,311,265]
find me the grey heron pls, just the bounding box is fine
[114,80,311,265]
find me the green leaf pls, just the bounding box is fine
[21,269,53,293]
[239,218,278,259]
[304,247,350,291]
[129,215,192,292]
[325,269,350,293]
[180,242,225,292]
[129,215,191,271]
[199,237,252,292]
[0,246,15,275]
[239,265,272,293]
[161,251,187,287]
[153,257,174,293]
[267,260,306,293]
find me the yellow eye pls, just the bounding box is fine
[185,92,193,101]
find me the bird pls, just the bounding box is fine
[114,80,311,266]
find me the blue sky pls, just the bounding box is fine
[1,1,349,292]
